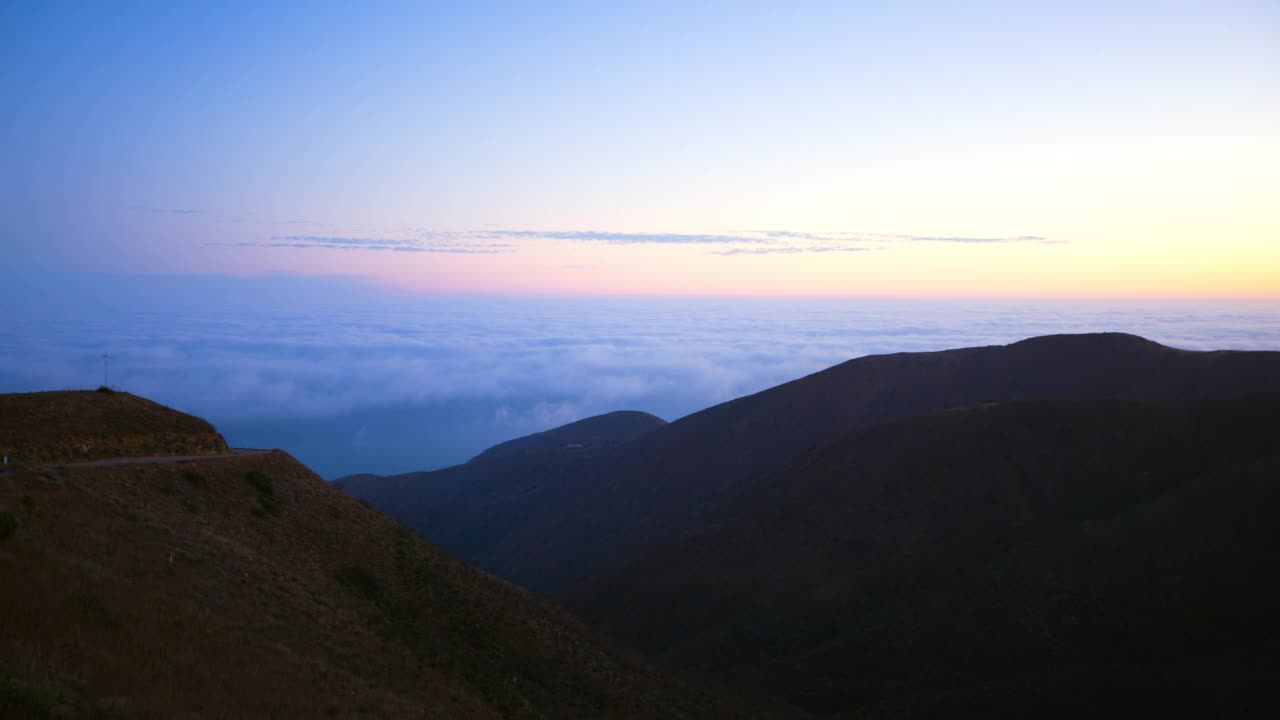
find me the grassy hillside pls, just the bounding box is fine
[0,390,229,463]
[0,451,770,718]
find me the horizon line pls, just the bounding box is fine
[14,268,1280,302]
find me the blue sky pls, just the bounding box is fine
[4,1,1277,295]
[2,3,1278,476]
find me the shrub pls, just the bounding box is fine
[0,512,16,539]
[246,470,280,518]
[245,470,274,496]
[255,492,282,518]
[182,471,208,489]
[20,495,36,511]
[96,385,115,394]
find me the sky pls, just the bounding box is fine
[3,3,1278,477]
[3,1,1277,297]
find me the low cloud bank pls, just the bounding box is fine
[2,274,1277,478]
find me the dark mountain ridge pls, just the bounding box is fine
[339,410,669,567]
[468,410,666,464]
[569,392,1280,714]
[342,333,1280,596]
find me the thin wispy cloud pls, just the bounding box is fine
[480,229,1064,248]
[903,234,1063,245]
[753,230,1065,245]
[712,246,873,256]
[487,230,773,245]
[755,230,851,241]
[206,227,1065,256]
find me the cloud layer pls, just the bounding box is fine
[208,227,1067,257]
[711,247,873,256]
[3,274,1275,479]
[487,230,773,245]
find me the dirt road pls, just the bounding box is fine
[48,448,273,468]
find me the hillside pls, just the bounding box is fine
[340,333,1280,595]
[569,394,1280,715]
[0,396,771,719]
[0,390,229,463]
[468,411,666,464]
[339,445,622,570]
[339,411,666,567]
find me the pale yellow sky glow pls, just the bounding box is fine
[10,3,1277,298]
[184,132,1278,298]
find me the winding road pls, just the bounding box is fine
[51,448,273,468]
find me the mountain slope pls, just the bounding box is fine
[338,410,667,568]
[570,394,1280,716]
[468,411,666,464]
[0,394,770,719]
[342,333,1280,594]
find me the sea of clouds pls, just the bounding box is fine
[3,272,1278,478]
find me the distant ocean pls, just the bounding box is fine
[3,274,1277,478]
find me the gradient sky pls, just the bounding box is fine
[3,1,1277,297]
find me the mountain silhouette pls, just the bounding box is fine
[339,410,668,568]
[341,333,1280,597]
[569,393,1280,715]
[468,410,666,464]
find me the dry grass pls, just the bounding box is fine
[0,391,228,463]
[0,450,767,719]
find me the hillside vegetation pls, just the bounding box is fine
[0,391,228,463]
[0,404,770,718]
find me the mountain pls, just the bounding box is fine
[0,393,771,719]
[340,333,1280,595]
[468,411,666,464]
[569,393,1280,716]
[339,410,667,568]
